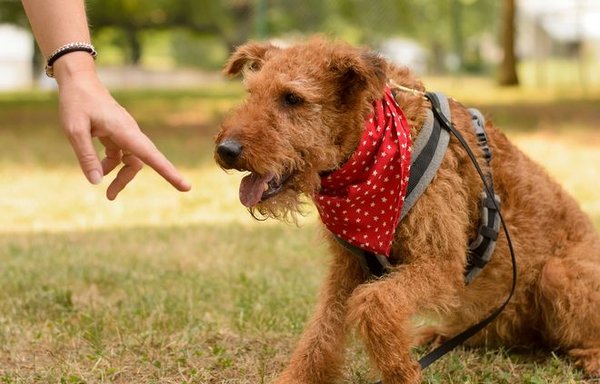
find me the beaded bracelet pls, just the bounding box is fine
[45,42,97,78]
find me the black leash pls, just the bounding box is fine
[372,93,518,383]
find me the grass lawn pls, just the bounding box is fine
[0,79,599,383]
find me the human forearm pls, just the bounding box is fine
[21,0,96,83]
[21,0,91,57]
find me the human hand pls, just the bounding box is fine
[53,52,191,200]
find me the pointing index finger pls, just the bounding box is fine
[117,130,192,192]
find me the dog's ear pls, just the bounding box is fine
[331,50,388,106]
[224,41,279,77]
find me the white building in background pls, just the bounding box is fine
[518,0,600,59]
[378,38,428,75]
[0,24,34,91]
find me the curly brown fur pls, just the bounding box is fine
[214,37,600,383]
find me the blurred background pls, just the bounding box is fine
[1,1,600,383]
[1,0,600,91]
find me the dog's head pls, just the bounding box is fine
[214,37,389,220]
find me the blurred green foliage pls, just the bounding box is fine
[1,0,499,71]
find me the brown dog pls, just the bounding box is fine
[214,37,600,383]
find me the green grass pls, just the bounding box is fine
[1,78,599,383]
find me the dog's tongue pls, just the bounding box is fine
[239,172,275,207]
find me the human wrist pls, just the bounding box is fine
[52,51,98,86]
[45,42,97,77]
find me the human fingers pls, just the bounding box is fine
[105,152,144,200]
[99,137,123,175]
[111,127,191,192]
[65,119,103,185]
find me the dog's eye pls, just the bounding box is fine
[282,92,303,106]
[245,61,260,72]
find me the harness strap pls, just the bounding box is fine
[334,235,391,278]
[463,109,501,284]
[469,108,492,164]
[414,92,516,372]
[400,93,451,220]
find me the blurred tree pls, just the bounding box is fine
[329,0,498,73]
[0,0,28,25]
[450,0,464,70]
[84,0,501,68]
[498,0,519,85]
[0,0,498,71]
[215,0,254,50]
[267,0,330,37]
[86,0,256,64]
[87,0,223,64]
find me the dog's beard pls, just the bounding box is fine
[246,171,321,223]
[248,188,306,223]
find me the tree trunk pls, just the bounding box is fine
[499,0,519,86]
[125,27,142,65]
[450,0,464,71]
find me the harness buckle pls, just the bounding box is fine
[464,192,502,284]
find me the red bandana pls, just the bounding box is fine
[315,87,412,257]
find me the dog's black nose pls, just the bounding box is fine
[217,138,243,166]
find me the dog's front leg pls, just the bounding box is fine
[346,257,464,384]
[276,244,366,384]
